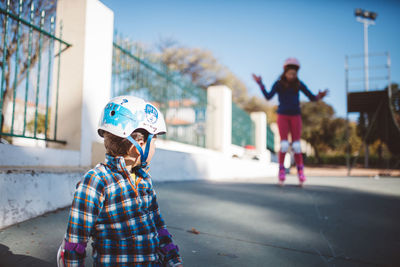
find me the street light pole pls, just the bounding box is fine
[356,17,374,91]
[354,9,377,168]
[355,8,377,92]
[363,20,369,91]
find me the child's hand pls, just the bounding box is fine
[252,73,262,84]
[317,89,329,100]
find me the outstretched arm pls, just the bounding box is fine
[252,74,276,100]
[299,82,328,101]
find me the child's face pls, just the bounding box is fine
[285,69,298,82]
[127,135,157,167]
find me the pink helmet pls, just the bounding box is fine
[283,57,300,69]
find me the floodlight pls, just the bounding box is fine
[355,8,363,17]
[369,12,377,20]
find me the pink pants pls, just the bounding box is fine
[277,114,303,167]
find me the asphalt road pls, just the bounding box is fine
[1,175,400,267]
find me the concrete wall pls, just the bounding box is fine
[0,169,84,229]
[251,112,271,162]
[50,0,87,151]
[50,0,113,167]
[80,0,114,166]
[206,85,232,153]
[0,144,80,167]
[151,140,278,181]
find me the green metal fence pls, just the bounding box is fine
[266,124,275,152]
[232,102,255,147]
[0,0,71,144]
[112,36,207,147]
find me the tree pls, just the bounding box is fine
[301,100,366,163]
[155,39,248,105]
[242,96,277,123]
[0,0,56,132]
[26,112,48,135]
[301,101,339,162]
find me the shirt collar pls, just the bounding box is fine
[105,154,130,176]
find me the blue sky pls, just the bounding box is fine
[101,0,400,118]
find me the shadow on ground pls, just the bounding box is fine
[0,244,53,267]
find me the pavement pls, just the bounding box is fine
[1,175,400,267]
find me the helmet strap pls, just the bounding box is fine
[144,134,154,163]
[126,134,154,167]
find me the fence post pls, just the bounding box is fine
[251,112,270,162]
[51,0,114,166]
[206,85,232,153]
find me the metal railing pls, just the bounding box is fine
[0,0,71,144]
[112,36,207,147]
[231,102,255,147]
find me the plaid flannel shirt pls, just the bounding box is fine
[64,154,182,267]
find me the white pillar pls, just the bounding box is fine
[270,122,280,153]
[206,85,232,153]
[251,112,270,162]
[52,0,113,166]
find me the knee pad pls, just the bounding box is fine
[292,141,302,154]
[280,140,289,153]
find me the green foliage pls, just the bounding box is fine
[300,101,363,161]
[156,41,248,105]
[301,101,333,158]
[242,96,277,123]
[155,40,279,123]
[356,112,380,145]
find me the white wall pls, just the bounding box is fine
[50,0,113,167]
[80,0,114,166]
[0,169,83,229]
[206,85,232,153]
[251,112,271,162]
[0,144,80,167]
[151,140,278,181]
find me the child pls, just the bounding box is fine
[252,58,327,186]
[57,96,183,267]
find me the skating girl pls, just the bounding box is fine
[252,58,327,186]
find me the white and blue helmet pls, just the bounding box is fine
[98,95,166,138]
[98,96,166,177]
